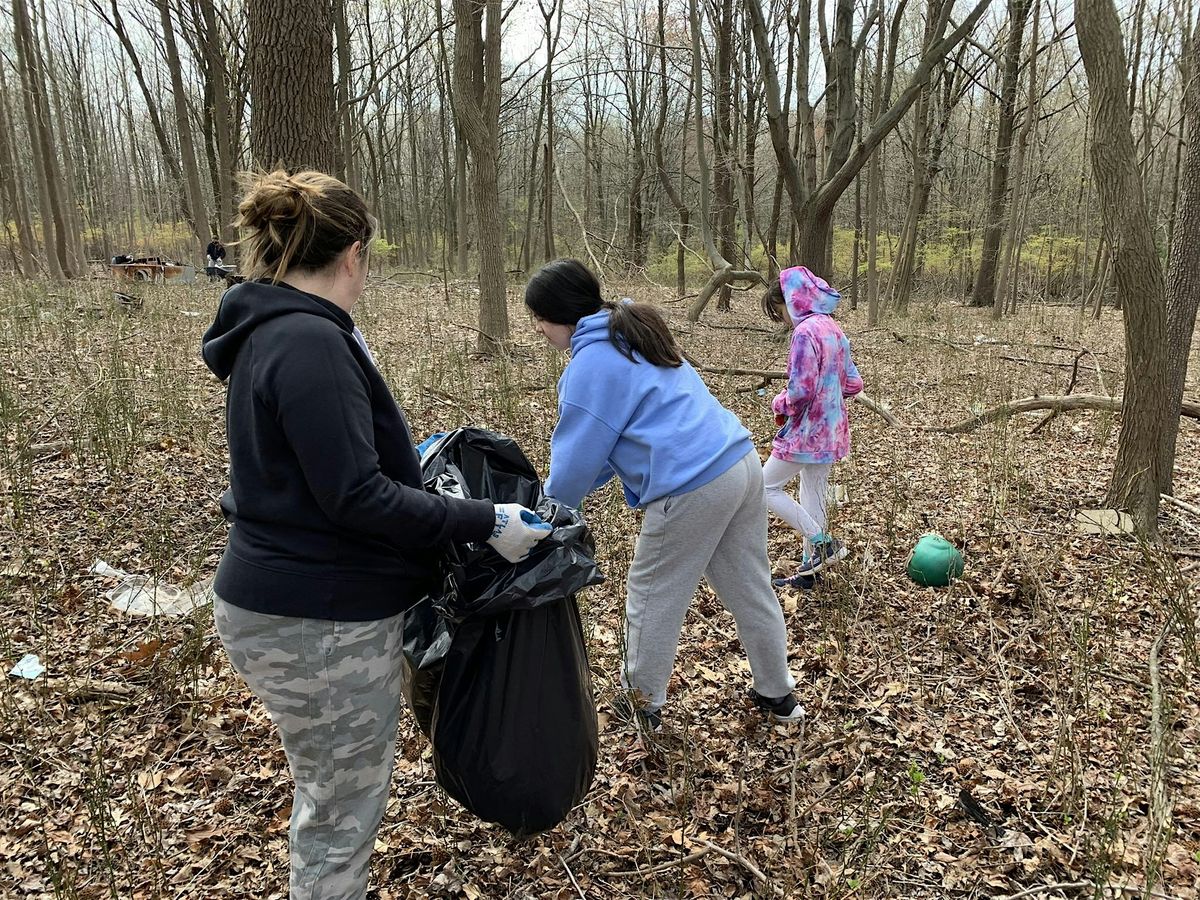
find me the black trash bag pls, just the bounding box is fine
[402,428,604,837]
[421,429,602,623]
[432,598,597,837]
[399,597,451,737]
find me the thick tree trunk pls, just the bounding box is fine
[1160,25,1200,495]
[248,0,338,171]
[452,0,508,350]
[1077,0,1171,534]
[971,0,1032,309]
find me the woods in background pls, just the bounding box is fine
[0,0,1191,313]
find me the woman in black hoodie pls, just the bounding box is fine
[202,170,548,899]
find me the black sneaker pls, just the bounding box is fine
[749,688,806,723]
[612,693,663,734]
[772,570,819,589]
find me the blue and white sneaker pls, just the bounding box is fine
[798,535,847,576]
[772,569,819,589]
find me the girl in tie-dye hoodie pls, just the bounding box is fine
[761,266,863,587]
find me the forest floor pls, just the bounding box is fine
[0,274,1198,900]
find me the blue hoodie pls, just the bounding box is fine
[545,309,754,509]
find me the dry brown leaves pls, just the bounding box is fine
[0,278,1197,898]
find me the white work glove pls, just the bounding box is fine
[486,503,552,563]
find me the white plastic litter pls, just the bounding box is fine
[90,559,130,579]
[106,576,214,617]
[92,559,213,617]
[9,653,45,680]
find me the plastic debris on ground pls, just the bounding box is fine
[92,559,214,617]
[9,653,46,680]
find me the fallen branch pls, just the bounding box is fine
[997,882,1093,900]
[1161,493,1200,518]
[999,354,1118,376]
[694,839,784,896]
[915,394,1200,435]
[43,677,137,703]
[852,394,901,427]
[609,848,711,877]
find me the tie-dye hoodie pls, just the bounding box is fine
[770,266,863,464]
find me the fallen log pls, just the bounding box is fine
[915,394,1200,435]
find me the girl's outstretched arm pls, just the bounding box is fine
[844,354,864,397]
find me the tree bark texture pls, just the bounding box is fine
[452,0,508,349]
[1076,0,1171,533]
[1160,25,1200,495]
[248,0,338,172]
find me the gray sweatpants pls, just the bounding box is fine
[623,450,797,711]
[214,597,404,900]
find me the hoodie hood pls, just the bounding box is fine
[779,265,840,320]
[567,308,613,356]
[202,281,353,380]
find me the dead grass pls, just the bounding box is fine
[0,274,1197,898]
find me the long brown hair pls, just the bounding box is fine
[234,169,376,284]
[524,258,682,367]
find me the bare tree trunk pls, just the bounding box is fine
[13,0,67,279]
[971,0,1032,309]
[1160,24,1200,495]
[993,0,1043,319]
[540,0,560,263]
[520,80,546,270]
[196,0,236,241]
[35,1,86,273]
[685,0,762,321]
[248,0,338,171]
[713,0,737,309]
[0,63,39,275]
[653,0,690,298]
[452,0,508,350]
[158,0,209,245]
[865,4,885,325]
[1077,0,1171,534]
[334,0,359,190]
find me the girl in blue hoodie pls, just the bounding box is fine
[526,259,802,731]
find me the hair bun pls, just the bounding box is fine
[237,170,322,229]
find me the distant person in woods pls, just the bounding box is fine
[205,236,226,279]
[761,266,863,588]
[526,258,803,734]
[201,169,548,898]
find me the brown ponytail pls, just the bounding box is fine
[604,300,683,368]
[234,169,376,284]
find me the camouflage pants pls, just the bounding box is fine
[214,597,405,900]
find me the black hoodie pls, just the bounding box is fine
[202,281,495,620]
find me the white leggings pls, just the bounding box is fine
[762,456,832,557]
